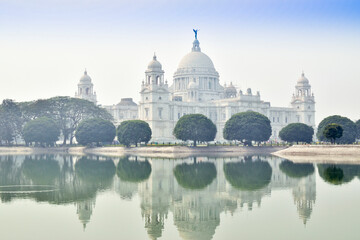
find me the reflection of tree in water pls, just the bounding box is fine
[318,164,359,185]
[174,158,216,190]
[116,156,151,183]
[280,160,314,179]
[22,155,60,185]
[224,156,272,191]
[75,156,116,191]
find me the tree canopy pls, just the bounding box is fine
[75,118,116,146]
[355,119,360,140]
[279,160,314,178]
[116,157,152,182]
[173,160,217,189]
[117,120,152,147]
[21,97,112,145]
[279,123,314,143]
[173,114,217,146]
[23,117,60,146]
[22,156,60,185]
[223,156,272,190]
[0,99,23,145]
[223,111,271,145]
[323,123,343,144]
[316,115,356,144]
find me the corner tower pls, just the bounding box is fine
[139,54,172,142]
[75,70,97,104]
[291,72,315,127]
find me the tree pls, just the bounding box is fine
[116,157,152,182]
[75,118,116,146]
[317,115,356,144]
[21,97,112,145]
[173,114,217,146]
[173,159,217,189]
[0,99,23,145]
[279,123,314,144]
[223,156,272,190]
[223,111,271,146]
[317,164,359,185]
[23,117,60,146]
[355,119,360,140]
[323,123,343,144]
[117,120,152,147]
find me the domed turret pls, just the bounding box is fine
[297,72,310,86]
[75,69,97,104]
[147,54,162,70]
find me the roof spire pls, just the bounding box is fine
[153,52,157,60]
[84,68,87,75]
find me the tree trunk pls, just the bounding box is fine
[193,140,197,147]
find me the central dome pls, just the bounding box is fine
[178,51,215,69]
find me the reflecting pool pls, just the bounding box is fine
[0,154,359,240]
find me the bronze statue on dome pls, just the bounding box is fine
[193,29,199,40]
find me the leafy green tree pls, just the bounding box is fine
[279,123,314,144]
[317,115,356,144]
[173,114,217,146]
[0,99,23,145]
[117,120,152,147]
[223,111,271,146]
[355,119,360,140]
[279,160,314,178]
[116,157,151,182]
[21,97,112,145]
[23,117,60,146]
[223,156,272,190]
[323,123,343,144]
[174,159,217,189]
[75,118,116,146]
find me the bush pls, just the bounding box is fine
[317,115,357,144]
[279,123,314,143]
[75,118,116,146]
[173,114,217,146]
[117,120,152,147]
[23,117,60,146]
[223,111,271,145]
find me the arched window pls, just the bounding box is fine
[80,88,82,94]
[86,88,89,95]
[148,76,151,84]
[156,76,160,85]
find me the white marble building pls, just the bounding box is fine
[74,33,315,142]
[139,35,315,142]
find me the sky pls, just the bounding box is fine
[0,0,360,124]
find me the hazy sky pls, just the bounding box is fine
[1,0,359,124]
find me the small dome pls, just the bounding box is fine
[80,70,92,83]
[297,72,309,84]
[147,54,162,70]
[188,81,198,89]
[117,98,137,106]
[224,82,237,98]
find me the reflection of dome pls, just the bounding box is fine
[177,220,220,240]
[76,199,96,230]
[148,55,162,70]
[80,70,92,83]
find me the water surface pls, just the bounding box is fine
[0,154,359,240]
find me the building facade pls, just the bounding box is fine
[139,35,315,142]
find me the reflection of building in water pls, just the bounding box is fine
[76,198,96,230]
[292,176,316,224]
[128,155,317,239]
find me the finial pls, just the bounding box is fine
[84,68,87,75]
[153,52,157,60]
[301,70,304,77]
